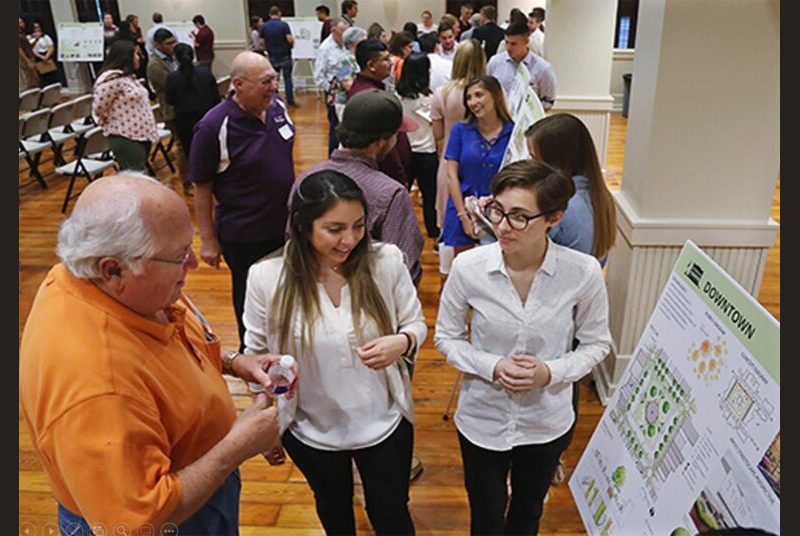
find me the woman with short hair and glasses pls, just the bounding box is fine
[435,159,612,536]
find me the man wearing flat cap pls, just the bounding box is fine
[292,89,424,285]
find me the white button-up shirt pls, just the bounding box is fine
[435,240,611,450]
[312,34,351,93]
[487,50,557,109]
[244,243,427,450]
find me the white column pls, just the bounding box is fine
[545,0,616,167]
[49,1,93,95]
[594,0,780,404]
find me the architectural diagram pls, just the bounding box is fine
[610,346,699,501]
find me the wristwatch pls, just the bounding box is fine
[222,350,241,376]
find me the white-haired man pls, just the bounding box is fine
[20,173,294,535]
[312,18,352,155]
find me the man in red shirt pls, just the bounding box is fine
[316,5,332,43]
[191,14,215,71]
[348,39,412,188]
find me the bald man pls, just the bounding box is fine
[189,51,296,353]
[20,172,293,535]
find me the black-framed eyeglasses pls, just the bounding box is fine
[484,203,549,231]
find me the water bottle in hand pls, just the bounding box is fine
[267,355,296,396]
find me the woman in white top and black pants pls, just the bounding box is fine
[435,159,612,535]
[397,52,439,239]
[244,170,426,535]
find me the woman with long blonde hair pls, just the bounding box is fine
[243,170,426,536]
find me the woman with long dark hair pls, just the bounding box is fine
[118,14,148,82]
[397,52,438,238]
[436,159,612,535]
[92,40,158,172]
[442,75,513,256]
[166,43,220,160]
[244,170,425,536]
[525,113,617,263]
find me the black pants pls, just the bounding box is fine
[282,419,415,536]
[326,103,340,156]
[458,430,571,535]
[219,237,285,352]
[409,151,440,238]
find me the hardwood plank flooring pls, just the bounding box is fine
[18,92,779,534]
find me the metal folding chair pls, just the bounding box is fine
[19,88,41,113]
[19,108,53,189]
[54,126,117,213]
[38,83,62,109]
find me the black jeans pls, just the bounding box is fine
[458,430,571,535]
[282,419,415,536]
[219,237,285,352]
[409,151,440,238]
[326,103,340,156]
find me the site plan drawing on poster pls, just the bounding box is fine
[58,22,103,62]
[570,241,779,536]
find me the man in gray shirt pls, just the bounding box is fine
[487,21,556,110]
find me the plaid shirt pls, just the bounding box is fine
[292,149,424,285]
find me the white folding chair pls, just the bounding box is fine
[19,108,53,189]
[216,75,231,98]
[38,83,63,109]
[46,101,79,165]
[19,88,41,113]
[67,94,96,137]
[54,126,116,213]
[149,104,176,174]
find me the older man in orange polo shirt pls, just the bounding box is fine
[19,173,294,535]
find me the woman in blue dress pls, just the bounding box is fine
[443,75,514,256]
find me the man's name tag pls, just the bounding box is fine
[278,124,294,140]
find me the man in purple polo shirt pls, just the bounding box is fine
[294,89,424,286]
[189,51,295,352]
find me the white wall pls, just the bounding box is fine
[117,0,249,78]
[354,0,445,34]
[546,0,615,98]
[497,0,545,24]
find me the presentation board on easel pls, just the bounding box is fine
[164,21,196,47]
[57,22,103,62]
[570,241,779,535]
[284,17,323,60]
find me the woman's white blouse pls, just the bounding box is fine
[435,240,612,450]
[243,243,427,450]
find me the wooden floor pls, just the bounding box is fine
[19,92,780,535]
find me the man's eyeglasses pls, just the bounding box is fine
[484,203,549,231]
[132,248,194,266]
[241,75,279,86]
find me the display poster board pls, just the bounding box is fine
[501,61,545,168]
[570,240,780,536]
[57,22,103,62]
[284,17,323,60]
[165,21,196,47]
